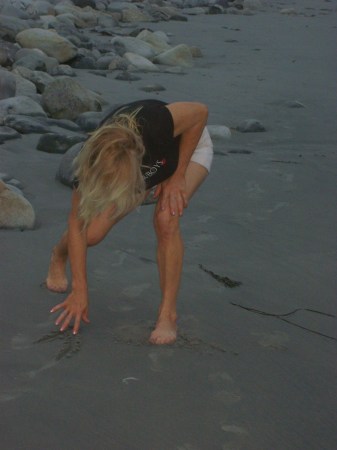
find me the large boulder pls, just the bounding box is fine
[16,28,77,63]
[0,180,35,230]
[42,77,103,120]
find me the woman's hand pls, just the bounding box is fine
[50,290,90,335]
[154,173,188,217]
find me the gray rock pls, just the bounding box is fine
[115,71,141,82]
[75,111,103,132]
[0,180,35,230]
[26,0,56,18]
[56,142,84,187]
[208,5,226,14]
[0,173,11,182]
[0,126,21,144]
[14,47,47,62]
[243,0,263,10]
[0,40,19,67]
[121,8,153,23]
[13,72,37,97]
[0,15,29,41]
[49,64,76,77]
[153,44,193,68]
[0,96,46,121]
[111,36,157,59]
[107,2,138,13]
[236,119,266,132]
[42,77,103,120]
[13,54,47,72]
[16,29,78,63]
[0,69,16,100]
[26,70,54,93]
[96,54,117,70]
[207,125,232,139]
[37,133,86,154]
[3,115,52,134]
[96,12,117,28]
[108,55,129,71]
[124,52,160,72]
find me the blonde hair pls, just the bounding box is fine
[74,110,146,227]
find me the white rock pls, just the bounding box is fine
[0,181,35,230]
[153,44,193,68]
[124,52,159,72]
[207,125,231,140]
[136,30,171,53]
[111,36,157,59]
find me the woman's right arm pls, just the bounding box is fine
[51,190,90,334]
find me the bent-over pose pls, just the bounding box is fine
[46,99,213,345]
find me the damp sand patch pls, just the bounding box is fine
[34,328,82,361]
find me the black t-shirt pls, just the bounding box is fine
[100,99,180,189]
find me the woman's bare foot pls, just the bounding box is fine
[149,314,177,345]
[45,248,68,293]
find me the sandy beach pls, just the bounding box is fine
[1,1,337,449]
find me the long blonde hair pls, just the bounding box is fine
[74,110,146,227]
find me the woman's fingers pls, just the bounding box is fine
[54,308,68,325]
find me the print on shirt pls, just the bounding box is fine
[143,158,167,181]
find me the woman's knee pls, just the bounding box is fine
[154,207,180,240]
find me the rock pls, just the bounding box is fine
[236,119,266,132]
[3,115,52,134]
[25,70,54,93]
[207,125,231,139]
[16,29,78,63]
[140,84,166,93]
[37,132,86,154]
[280,8,297,16]
[124,52,160,72]
[0,126,21,144]
[75,111,104,132]
[115,71,141,82]
[0,96,46,121]
[183,7,207,15]
[153,44,193,68]
[26,0,56,18]
[49,64,76,77]
[56,142,84,187]
[0,69,16,100]
[42,77,103,120]
[243,0,263,10]
[13,54,47,72]
[0,40,19,67]
[0,15,29,41]
[0,180,35,230]
[107,2,138,13]
[136,30,171,53]
[108,56,129,71]
[111,36,157,59]
[70,55,97,69]
[208,5,226,14]
[13,72,37,97]
[121,8,153,23]
[96,54,117,70]
[190,46,203,58]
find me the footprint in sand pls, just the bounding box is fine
[208,371,242,405]
[148,348,174,372]
[251,331,289,351]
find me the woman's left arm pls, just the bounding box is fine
[155,102,208,216]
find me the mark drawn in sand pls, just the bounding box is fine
[199,264,242,288]
[200,265,336,342]
[34,328,82,360]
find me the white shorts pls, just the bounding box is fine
[190,126,214,172]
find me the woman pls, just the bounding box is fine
[46,99,213,345]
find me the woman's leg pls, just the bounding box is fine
[150,162,209,344]
[46,204,122,292]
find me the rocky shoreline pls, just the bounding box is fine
[0,0,271,229]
